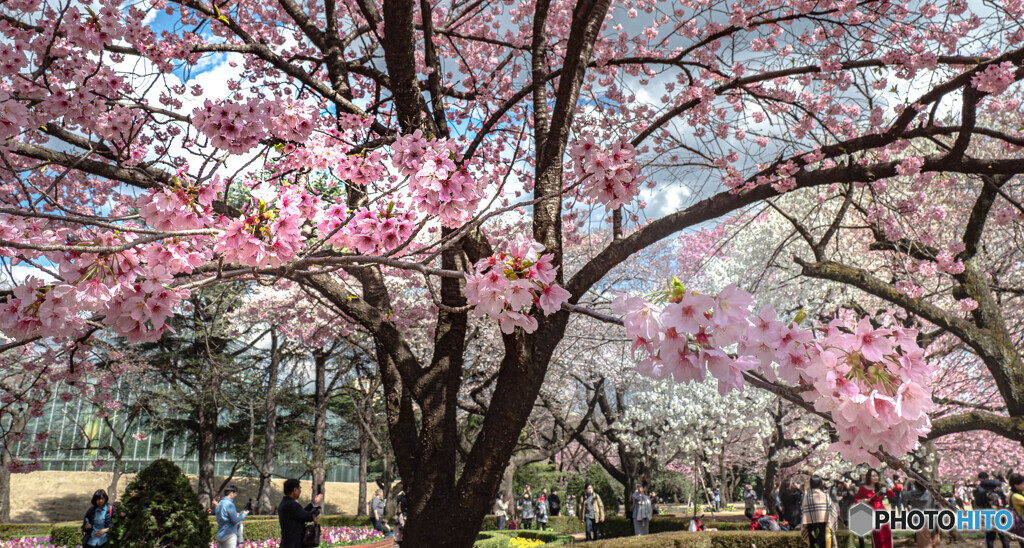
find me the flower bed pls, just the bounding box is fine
[2,526,386,548]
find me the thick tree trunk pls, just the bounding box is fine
[197,393,218,509]
[501,461,517,502]
[312,350,328,495]
[357,432,368,516]
[764,456,779,515]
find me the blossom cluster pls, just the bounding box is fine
[215,183,321,268]
[464,237,571,334]
[971,62,1017,96]
[614,282,936,465]
[192,98,317,154]
[569,135,644,209]
[391,130,483,227]
[138,175,224,230]
[315,201,418,255]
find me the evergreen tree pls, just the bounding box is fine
[108,458,211,547]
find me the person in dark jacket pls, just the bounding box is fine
[975,472,1011,548]
[82,489,113,547]
[779,478,804,529]
[548,488,562,516]
[278,478,323,548]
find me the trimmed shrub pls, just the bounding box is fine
[108,458,212,547]
[236,517,281,541]
[0,523,51,540]
[49,522,83,547]
[476,531,512,548]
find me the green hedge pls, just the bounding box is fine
[482,515,697,537]
[0,523,52,541]
[583,529,854,548]
[50,522,82,547]
[47,515,378,546]
[475,529,574,547]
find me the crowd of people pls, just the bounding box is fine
[736,469,1024,548]
[492,482,662,541]
[72,468,1024,547]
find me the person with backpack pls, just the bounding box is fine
[548,488,562,517]
[748,508,782,531]
[856,469,895,548]
[889,475,904,512]
[81,489,113,547]
[576,483,606,541]
[975,471,1011,548]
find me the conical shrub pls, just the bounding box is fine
[108,458,211,547]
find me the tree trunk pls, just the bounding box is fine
[0,461,10,523]
[718,444,727,504]
[0,449,11,523]
[108,456,123,501]
[196,390,218,509]
[764,455,779,515]
[311,350,328,496]
[258,330,281,515]
[357,431,368,516]
[501,461,518,502]
[0,412,28,522]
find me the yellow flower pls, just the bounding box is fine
[509,537,546,547]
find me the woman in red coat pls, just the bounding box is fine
[855,469,895,548]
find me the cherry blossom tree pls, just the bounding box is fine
[3,0,1024,542]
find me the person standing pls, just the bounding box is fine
[838,476,858,526]
[549,488,562,517]
[631,484,653,536]
[215,485,249,548]
[278,479,323,548]
[577,483,605,541]
[955,483,969,510]
[713,487,721,512]
[855,469,895,548]
[520,492,535,530]
[536,493,549,531]
[743,484,757,513]
[800,476,834,548]
[975,472,1011,548]
[370,489,387,532]
[81,489,113,547]
[650,490,659,516]
[780,479,804,529]
[494,493,509,530]
[890,475,904,512]
[903,480,941,548]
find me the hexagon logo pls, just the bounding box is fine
[848,502,875,537]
